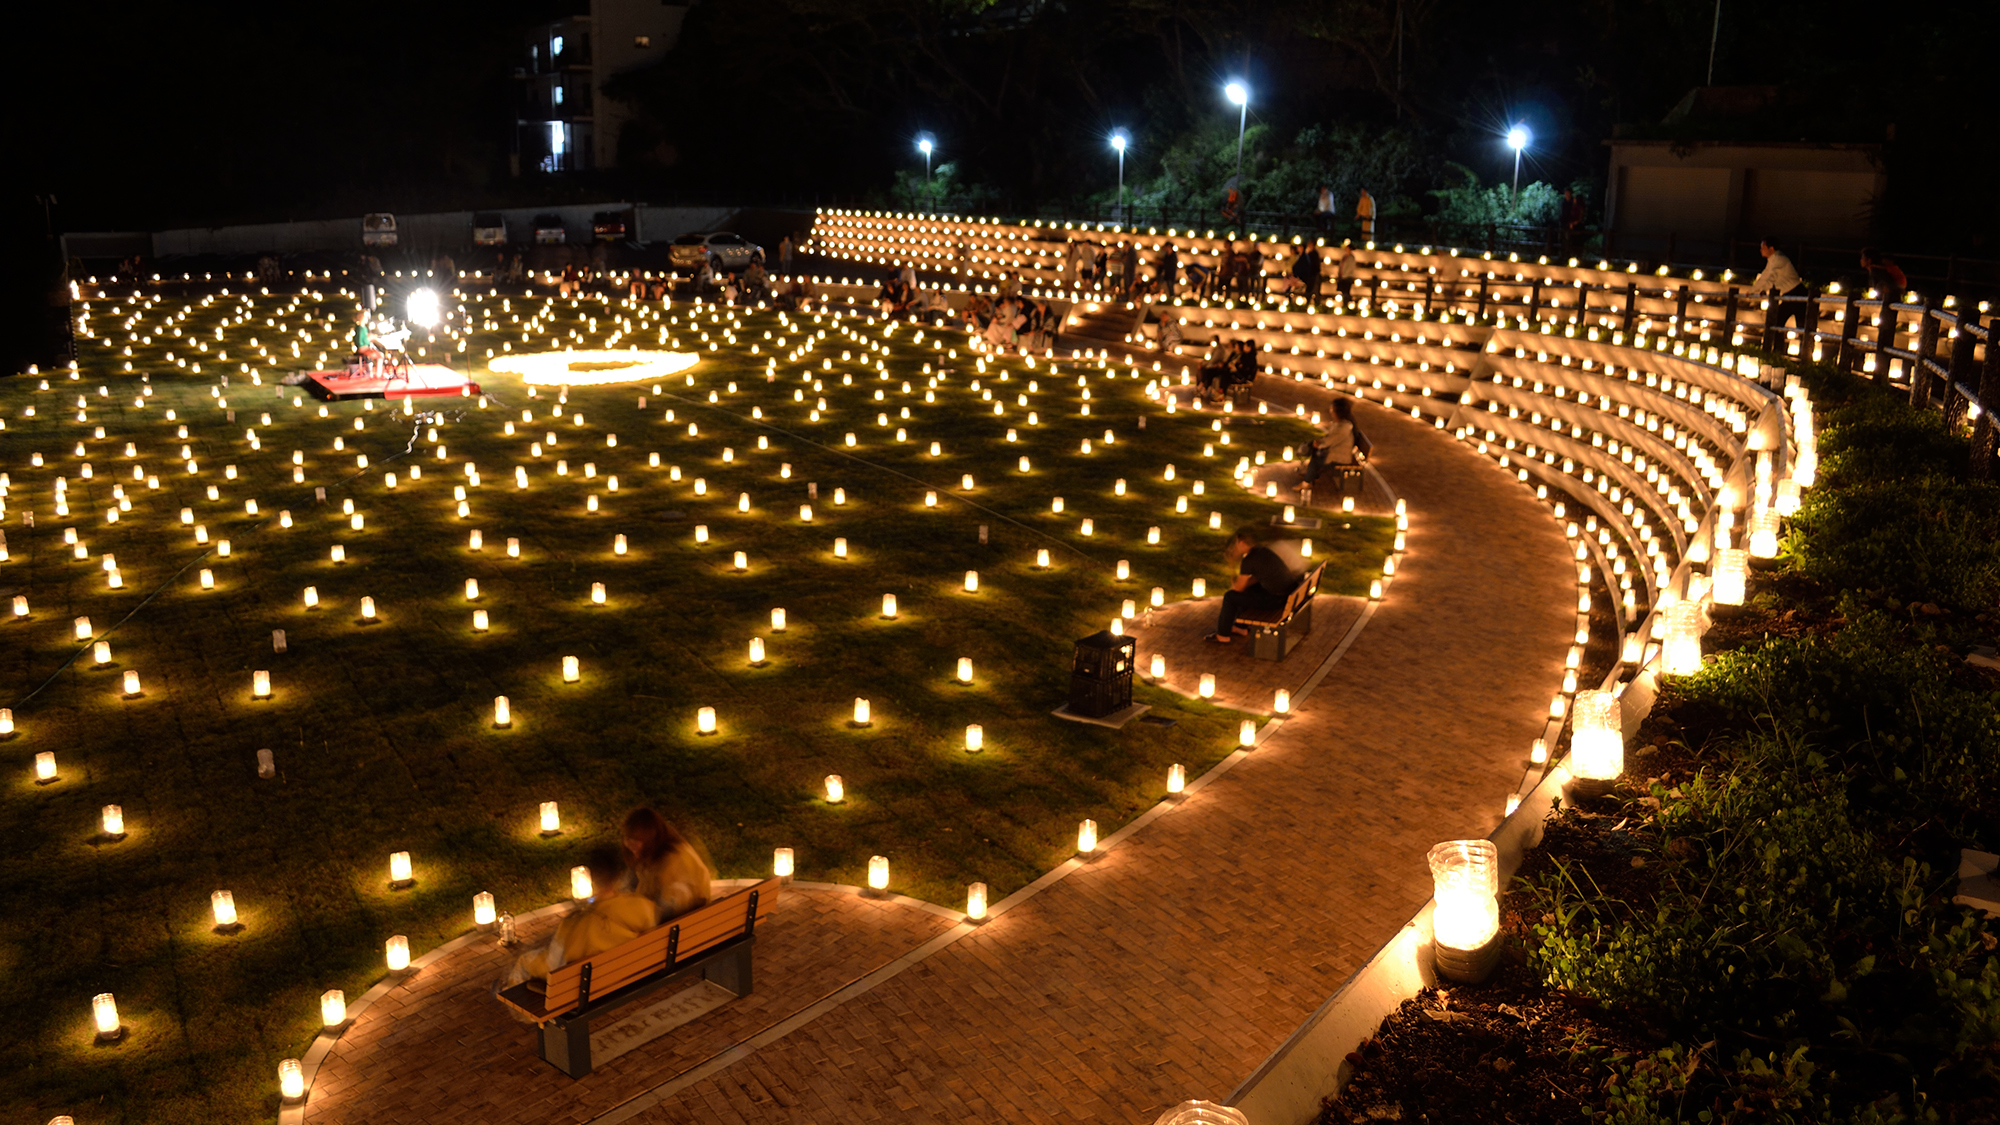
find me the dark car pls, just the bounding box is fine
[532,214,568,244]
[592,210,630,242]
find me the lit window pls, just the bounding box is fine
[554,85,565,105]
[552,35,565,55]
[634,35,651,47]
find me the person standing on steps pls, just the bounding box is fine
[1207,526,1304,645]
[1356,188,1376,239]
[1749,237,1808,349]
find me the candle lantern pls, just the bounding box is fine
[867,854,889,892]
[1198,673,1216,698]
[1570,689,1624,784]
[966,882,989,921]
[1427,839,1502,983]
[385,935,411,972]
[1068,630,1136,717]
[474,891,497,927]
[773,847,795,879]
[122,670,142,698]
[94,993,123,1042]
[964,570,979,592]
[1036,548,1051,568]
[1663,602,1703,675]
[571,866,593,900]
[1167,763,1187,794]
[1712,549,1748,606]
[852,697,872,726]
[698,706,718,734]
[253,670,271,698]
[881,594,898,618]
[389,851,413,888]
[102,804,125,838]
[211,890,241,931]
[824,774,845,803]
[771,608,787,631]
[1077,819,1099,855]
[321,989,346,1027]
[562,656,581,682]
[1748,510,1780,558]
[1238,719,1257,747]
[539,801,561,835]
[964,724,984,751]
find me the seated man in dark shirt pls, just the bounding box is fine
[1208,527,1303,644]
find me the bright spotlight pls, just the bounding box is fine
[1224,81,1248,106]
[1506,125,1530,152]
[917,138,934,156]
[1110,131,1128,153]
[406,288,440,328]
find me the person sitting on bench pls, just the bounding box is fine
[503,844,658,989]
[1207,526,1304,645]
[621,807,713,922]
[1301,397,1360,485]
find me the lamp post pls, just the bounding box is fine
[1110,131,1128,222]
[1224,82,1249,180]
[917,136,934,212]
[1506,125,1530,207]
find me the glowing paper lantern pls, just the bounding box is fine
[852,697,872,725]
[321,989,346,1027]
[473,609,489,632]
[35,752,56,781]
[562,656,581,682]
[122,670,142,697]
[698,706,718,734]
[1150,653,1166,678]
[964,723,984,751]
[253,670,271,698]
[867,855,889,891]
[1239,719,1257,747]
[1077,819,1099,854]
[967,882,989,921]
[389,851,413,886]
[771,608,787,631]
[102,805,124,837]
[881,594,898,618]
[964,570,979,592]
[1036,549,1051,568]
[824,774,845,802]
[385,935,411,971]
[1274,688,1291,714]
[773,847,795,878]
[1167,763,1186,793]
[571,866,593,899]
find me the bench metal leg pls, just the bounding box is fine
[703,942,753,997]
[541,1015,594,1078]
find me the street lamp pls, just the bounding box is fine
[917,136,935,212]
[1224,81,1249,180]
[1110,130,1129,221]
[1505,125,1530,205]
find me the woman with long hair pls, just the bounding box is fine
[620,808,713,921]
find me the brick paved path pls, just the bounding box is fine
[303,387,1576,1125]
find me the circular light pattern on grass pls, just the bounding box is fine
[487,349,700,387]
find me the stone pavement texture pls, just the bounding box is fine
[302,386,1577,1125]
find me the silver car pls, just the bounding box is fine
[669,231,761,270]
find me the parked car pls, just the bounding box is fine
[592,210,630,242]
[532,214,568,244]
[362,213,398,247]
[472,212,508,247]
[669,231,762,270]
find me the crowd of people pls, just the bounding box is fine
[501,808,714,993]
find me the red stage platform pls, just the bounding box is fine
[301,364,482,401]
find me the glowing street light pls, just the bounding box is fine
[1224,82,1249,179]
[916,135,936,211]
[1505,125,1531,203]
[1110,130,1130,221]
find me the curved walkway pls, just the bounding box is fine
[300,393,1576,1125]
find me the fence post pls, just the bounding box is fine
[1948,313,1978,422]
[1972,322,2000,479]
[1835,295,1855,373]
[1912,301,1939,410]
[1621,282,1638,337]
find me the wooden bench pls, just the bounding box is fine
[1237,563,1324,661]
[498,876,781,1077]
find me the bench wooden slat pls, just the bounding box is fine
[1237,563,1324,627]
[515,878,780,1018]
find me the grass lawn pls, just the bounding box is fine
[1,280,1393,1124]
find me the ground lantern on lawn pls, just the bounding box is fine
[1068,630,1135,718]
[1427,838,1501,983]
